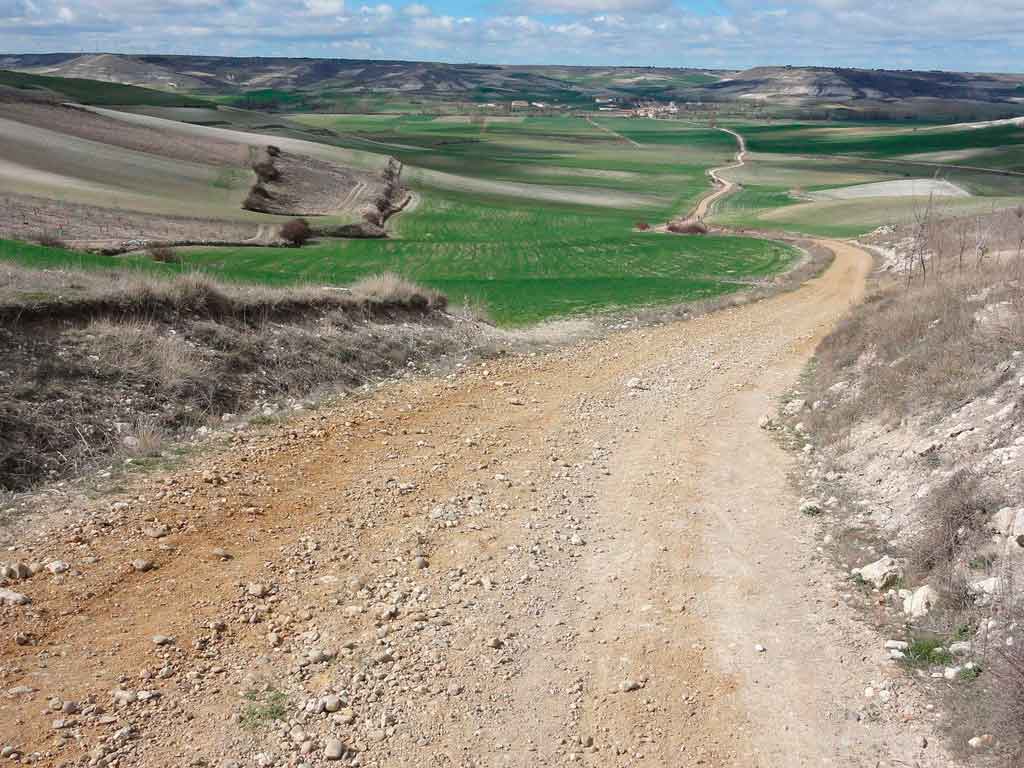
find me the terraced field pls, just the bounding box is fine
[711,120,1024,236]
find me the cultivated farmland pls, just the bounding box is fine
[1,106,798,325]
[189,114,797,324]
[710,120,1024,236]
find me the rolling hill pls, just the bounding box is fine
[6,53,1022,116]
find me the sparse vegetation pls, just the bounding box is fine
[800,210,1024,761]
[904,636,954,667]
[240,689,288,730]
[0,264,464,490]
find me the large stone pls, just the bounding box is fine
[0,589,29,606]
[324,738,344,761]
[949,641,972,657]
[783,399,807,416]
[970,577,1000,596]
[903,585,940,619]
[855,556,903,590]
[989,507,1024,537]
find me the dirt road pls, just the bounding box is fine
[693,127,747,220]
[657,127,745,231]
[0,238,950,766]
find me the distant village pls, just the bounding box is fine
[593,97,681,117]
[473,96,687,117]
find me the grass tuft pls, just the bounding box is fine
[240,689,287,730]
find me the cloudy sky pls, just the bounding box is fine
[2,0,1022,72]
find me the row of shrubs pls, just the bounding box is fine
[30,217,314,262]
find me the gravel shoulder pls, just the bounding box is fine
[0,239,956,766]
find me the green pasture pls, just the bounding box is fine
[2,115,798,325]
[0,69,210,107]
[740,121,1024,165]
[179,189,795,325]
[709,120,1024,236]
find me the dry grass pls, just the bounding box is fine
[349,272,447,311]
[124,415,166,458]
[0,264,465,490]
[84,320,204,393]
[805,260,1024,445]
[0,264,449,325]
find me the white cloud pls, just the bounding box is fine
[521,0,668,12]
[0,0,1022,73]
[304,0,343,16]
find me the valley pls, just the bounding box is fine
[3,49,1024,768]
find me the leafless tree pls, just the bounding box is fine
[975,213,991,269]
[908,192,935,286]
[954,216,971,274]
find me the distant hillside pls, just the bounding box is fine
[2,54,1023,115]
[706,65,1024,103]
[0,53,725,106]
[0,68,211,107]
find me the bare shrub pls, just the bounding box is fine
[449,295,493,325]
[243,184,274,212]
[252,159,280,182]
[146,242,181,264]
[280,218,312,247]
[667,219,708,235]
[33,229,67,249]
[985,618,1024,761]
[906,470,1004,589]
[349,273,447,311]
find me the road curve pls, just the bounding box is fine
[693,127,747,220]
[0,235,950,768]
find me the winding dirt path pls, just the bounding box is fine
[1,238,951,767]
[655,126,745,232]
[694,127,747,219]
[0,125,955,767]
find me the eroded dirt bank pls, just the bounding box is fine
[1,242,953,767]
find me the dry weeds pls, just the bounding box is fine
[349,272,447,311]
[802,231,1024,763]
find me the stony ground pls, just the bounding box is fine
[0,242,959,767]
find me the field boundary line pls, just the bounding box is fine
[586,116,642,148]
